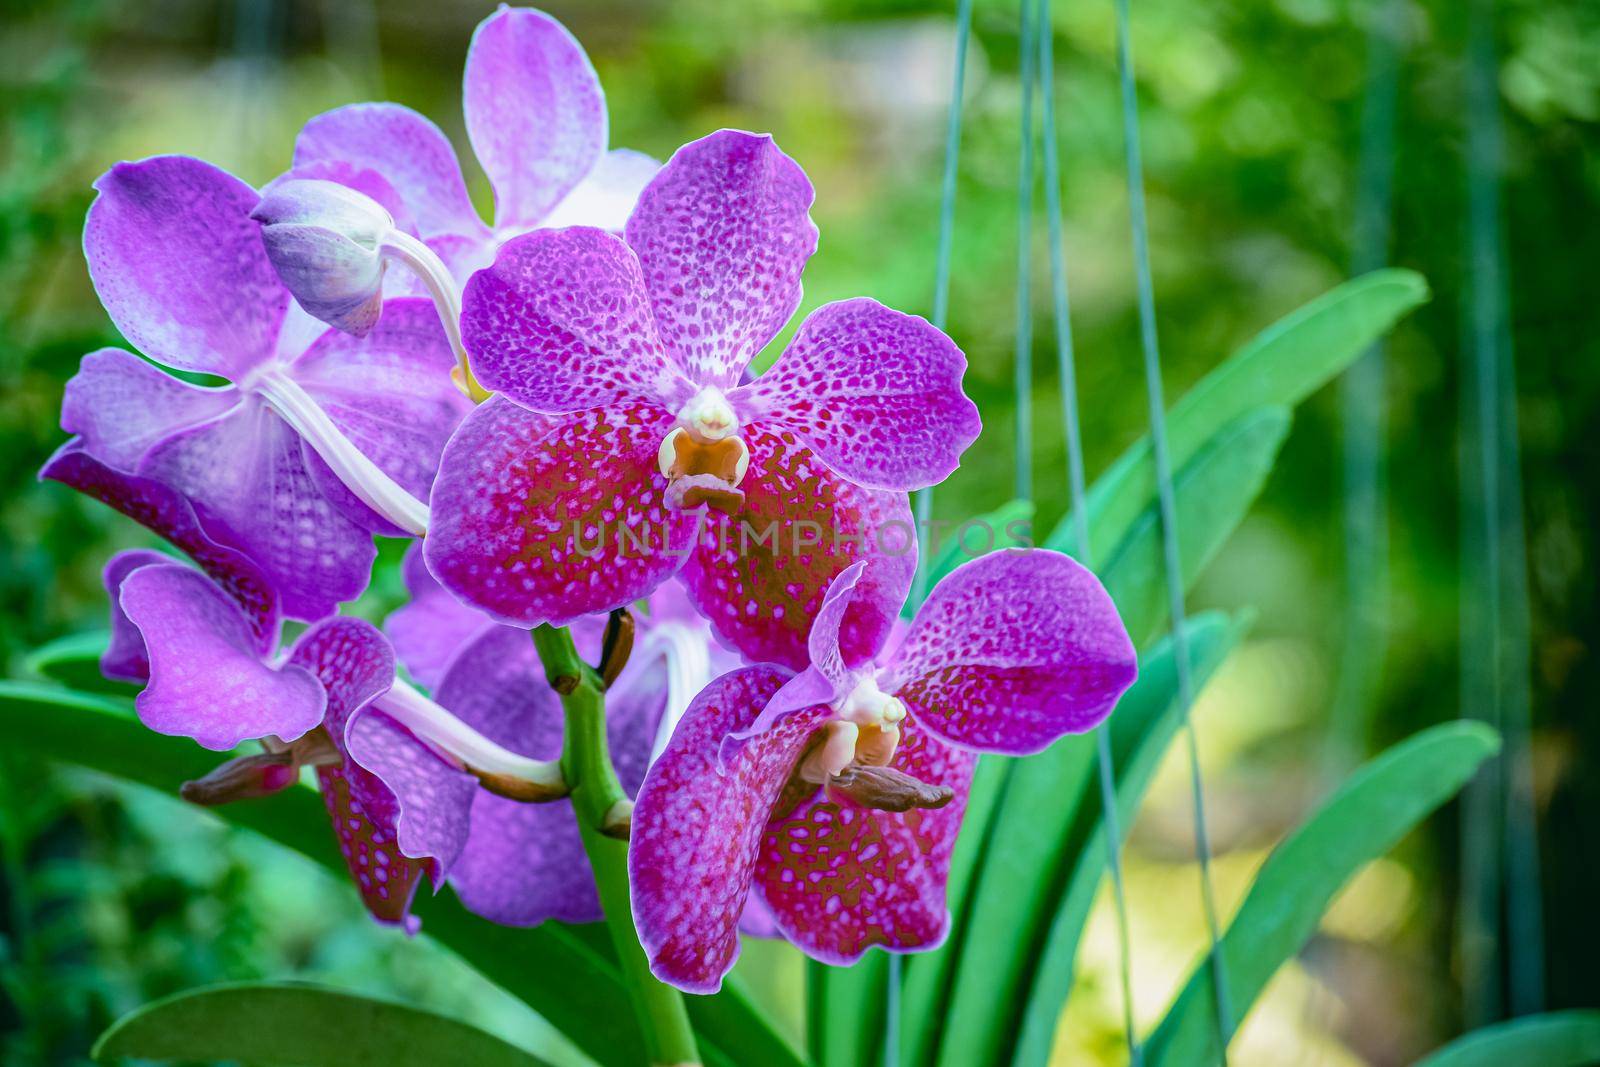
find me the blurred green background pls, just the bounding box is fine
[1,0,1596,1063]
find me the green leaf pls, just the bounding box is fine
[929,612,1245,1067]
[1060,269,1427,560]
[1412,1011,1600,1067]
[808,952,888,1067]
[92,981,553,1066]
[892,750,1009,1067]
[22,631,133,695]
[1145,721,1500,1067]
[0,681,801,1067]
[1007,611,1252,1066]
[1094,406,1290,646]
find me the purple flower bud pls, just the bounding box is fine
[252,178,395,336]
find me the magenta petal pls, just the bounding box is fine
[755,717,974,964]
[630,666,829,993]
[120,563,324,751]
[731,298,981,491]
[680,427,915,671]
[290,298,470,532]
[725,563,865,744]
[101,549,172,682]
[425,395,693,627]
[461,228,690,413]
[85,156,288,378]
[41,443,281,646]
[346,708,477,878]
[464,7,606,230]
[888,550,1139,755]
[294,103,486,241]
[139,402,376,621]
[290,617,431,929]
[808,560,868,688]
[541,148,661,232]
[625,131,818,389]
[427,625,601,925]
[384,543,494,689]
[61,348,238,470]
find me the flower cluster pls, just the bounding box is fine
[44,6,1136,992]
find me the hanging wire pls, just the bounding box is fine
[892,4,976,1064]
[1111,0,1235,1055]
[1035,3,1141,1061]
[912,0,975,608]
[1329,0,1403,778]
[1458,0,1545,1024]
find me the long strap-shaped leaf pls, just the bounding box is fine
[1458,0,1544,1024]
[1412,1011,1600,1067]
[0,683,801,1067]
[1328,0,1402,774]
[93,981,554,1066]
[933,612,1245,1067]
[908,405,1287,1067]
[1054,268,1428,561]
[1143,721,1500,1067]
[1006,613,1251,1066]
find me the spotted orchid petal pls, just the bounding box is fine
[630,666,831,992]
[731,298,981,491]
[40,444,280,644]
[100,549,173,683]
[464,6,606,231]
[138,400,377,621]
[679,427,915,671]
[887,550,1138,755]
[60,348,236,471]
[625,130,818,389]
[754,717,974,964]
[343,707,478,882]
[385,543,495,689]
[118,563,323,751]
[460,228,693,414]
[294,103,486,241]
[426,395,695,627]
[541,148,661,232]
[289,299,469,533]
[290,617,433,930]
[85,156,289,379]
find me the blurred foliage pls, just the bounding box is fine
[0,0,1596,1064]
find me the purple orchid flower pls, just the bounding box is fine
[43,443,279,647]
[425,128,981,673]
[346,546,743,926]
[103,549,434,930]
[291,6,656,287]
[55,154,469,620]
[627,549,1138,992]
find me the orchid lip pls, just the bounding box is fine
[797,672,906,784]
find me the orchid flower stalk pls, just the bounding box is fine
[529,623,700,1066]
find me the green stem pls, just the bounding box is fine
[531,624,701,1066]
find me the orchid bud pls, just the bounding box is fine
[252,178,396,336]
